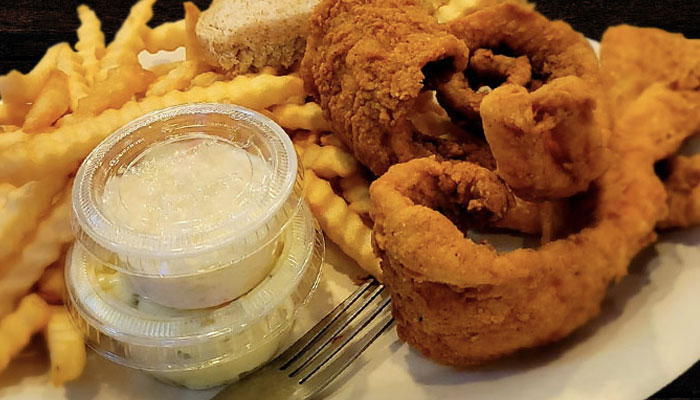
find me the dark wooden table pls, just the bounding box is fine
[1,0,699,398]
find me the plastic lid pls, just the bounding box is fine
[72,103,303,277]
[65,204,324,372]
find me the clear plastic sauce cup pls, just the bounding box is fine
[66,205,323,389]
[71,103,305,309]
[65,103,325,389]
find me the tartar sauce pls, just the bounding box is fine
[66,204,322,389]
[66,104,324,389]
[72,103,305,309]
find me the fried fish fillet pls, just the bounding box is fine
[301,0,469,175]
[601,27,700,228]
[600,25,700,117]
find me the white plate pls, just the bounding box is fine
[2,41,699,400]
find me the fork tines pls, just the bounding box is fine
[212,278,394,400]
[277,279,393,385]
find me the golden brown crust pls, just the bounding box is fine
[370,151,666,366]
[436,48,532,124]
[440,3,610,200]
[600,25,700,117]
[599,26,700,230]
[447,3,600,82]
[658,154,700,229]
[301,0,470,175]
[480,77,610,200]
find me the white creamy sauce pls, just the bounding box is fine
[102,138,270,236]
[98,137,282,309]
[93,263,295,390]
[68,105,315,391]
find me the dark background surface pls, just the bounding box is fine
[0,0,699,398]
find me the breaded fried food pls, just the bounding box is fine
[491,196,569,243]
[658,154,700,229]
[196,0,319,74]
[600,26,700,229]
[372,34,700,364]
[371,150,665,366]
[600,25,700,116]
[481,77,610,201]
[301,0,470,175]
[607,84,700,229]
[443,3,610,200]
[434,0,528,22]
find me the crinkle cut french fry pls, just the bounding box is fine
[97,0,156,79]
[409,109,454,138]
[45,306,86,386]
[146,60,200,96]
[145,19,186,53]
[436,0,512,22]
[148,61,181,78]
[421,0,450,15]
[76,64,156,117]
[291,131,321,149]
[0,294,50,372]
[0,74,304,185]
[184,2,204,62]
[270,103,331,131]
[301,143,359,179]
[189,71,225,88]
[340,174,372,215]
[340,174,371,215]
[305,171,382,279]
[76,5,105,86]
[22,71,71,133]
[0,43,62,106]
[320,133,346,149]
[0,187,73,317]
[0,183,15,203]
[0,125,20,133]
[340,174,371,204]
[0,102,31,126]
[0,177,66,261]
[348,198,372,215]
[0,129,30,152]
[38,261,66,305]
[56,43,90,112]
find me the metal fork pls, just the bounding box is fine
[212,279,395,400]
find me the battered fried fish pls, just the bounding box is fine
[442,3,611,200]
[658,154,700,229]
[370,148,665,366]
[371,43,699,366]
[301,0,470,175]
[600,25,700,117]
[600,26,700,229]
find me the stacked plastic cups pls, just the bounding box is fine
[65,104,324,390]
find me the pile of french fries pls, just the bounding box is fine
[0,0,382,387]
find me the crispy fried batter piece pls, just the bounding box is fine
[301,0,470,175]
[370,150,665,366]
[437,48,532,124]
[600,25,700,117]
[658,155,700,229]
[609,84,700,162]
[440,3,610,200]
[491,196,569,242]
[481,77,610,200]
[600,26,700,229]
[372,61,697,366]
[607,83,700,229]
